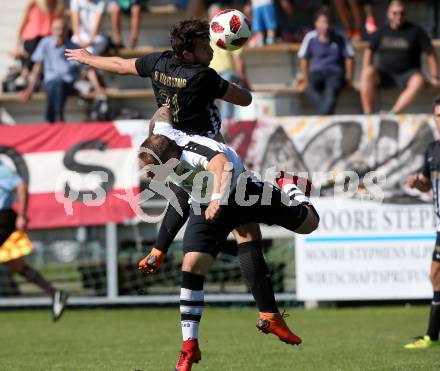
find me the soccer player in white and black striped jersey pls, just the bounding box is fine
[139,124,319,369]
[405,96,440,349]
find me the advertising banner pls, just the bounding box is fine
[0,121,148,228]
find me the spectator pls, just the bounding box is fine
[363,1,377,34]
[359,0,439,114]
[333,1,377,39]
[0,158,68,321]
[298,10,354,115]
[249,0,278,46]
[335,0,363,40]
[110,0,145,49]
[19,18,106,123]
[276,0,296,42]
[70,0,109,55]
[12,0,64,87]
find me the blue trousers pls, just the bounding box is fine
[44,79,76,123]
[307,70,346,115]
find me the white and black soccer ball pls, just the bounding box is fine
[209,9,251,51]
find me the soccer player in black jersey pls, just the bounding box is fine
[65,19,251,137]
[405,96,440,349]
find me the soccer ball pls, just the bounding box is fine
[209,9,251,51]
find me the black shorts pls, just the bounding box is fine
[0,209,16,246]
[182,180,308,256]
[433,233,440,262]
[378,68,420,89]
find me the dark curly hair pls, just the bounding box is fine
[170,19,210,59]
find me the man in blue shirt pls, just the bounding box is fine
[298,10,354,115]
[19,18,106,123]
[0,159,68,321]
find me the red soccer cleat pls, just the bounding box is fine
[175,339,202,371]
[256,311,302,345]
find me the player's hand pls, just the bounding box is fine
[406,174,418,188]
[205,200,221,221]
[15,215,28,231]
[65,48,92,65]
[138,247,166,274]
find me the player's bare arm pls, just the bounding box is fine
[407,174,431,192]
[205,153,232,221]
[65,48,138,75]
[148,106,172,136]
[221,82,252,106]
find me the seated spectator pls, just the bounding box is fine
[19,18,106,123]
[359,0,439,114]
[335,0,363,40]
[298,10,354,115]
[249,0,278,46]
[110,0,145,48]
[70,0,109,55]
[335,1,377,38]
[12,0,64,88]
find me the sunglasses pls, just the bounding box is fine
[391,10,405,16]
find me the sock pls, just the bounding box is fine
[427,291,440,341]
[238,241,278,313]
[20,264,56,296]
[282,183,310,205]
[180,271,204,341]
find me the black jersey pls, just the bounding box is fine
[135,51,229,137]
[422,141,440,224]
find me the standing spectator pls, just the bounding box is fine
[209,42,251,119]
[70,0,109,55]
[0,159,68,321]
[359,0,439,114]
[298,10,354,115]
[19,18,106,123]
[249,0,278,46]
[110,0,145,49]
[12,0,64,87]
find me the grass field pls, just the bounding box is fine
[0,306,438,371]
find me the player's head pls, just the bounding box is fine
[170,19,213,66]
[387,1,406,29]
[139,135,182,178]
[433,96,440,130]
[314,9,332,35]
